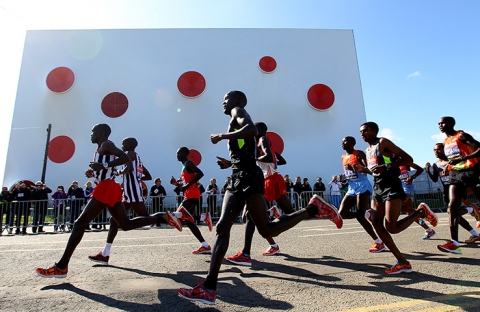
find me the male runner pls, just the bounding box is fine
[436,117,480,254]
[359,121,437,275]
[35,124,165,277]
[166,147,213,254]
[177,90,342,305]
[398,163,436,239]
[337,136,384,253]
[87,137,180,264]
[425,143,480,244]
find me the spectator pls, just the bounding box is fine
[313,177,326,198]
[284,174,293,192]
[52,185,68,232]
[11,181,31,235]
[292,176,303,208]
[206,178,219,217]
[31,181,52,233]
[301,177,313,207]
[84,181,94,230]
[1,186,12,234]
[150,178,166,214]
[67,181,85,231]
[221,176,231,195]
[328,175,343,208]
[173,178,183,206]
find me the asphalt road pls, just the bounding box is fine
[1,213,479,311]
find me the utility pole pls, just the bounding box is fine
[41,124,52,183]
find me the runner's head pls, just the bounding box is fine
[223,90,247,115]
[433,143,445,159]
[341,136,356,151]
[255,122,267,137]
[438,116,455,133]
[176,146,189,161]
[91,123,111,144]
[121,137,138,152]
[359,122,379,143]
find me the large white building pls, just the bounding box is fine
[4,28,366,190]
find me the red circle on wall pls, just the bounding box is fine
[188,149,202,166]
[177,71,206,98]
[48,135,75,163]
[101,92,129,118]
[307,84,335,110]
[259,56,277,73]
[266,132,284,154]
[46,67,75,93]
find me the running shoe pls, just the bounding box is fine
[178,282,217,305]
[177,206,194,223]
[192,245,212,254]
[471,203,480,222]
[163,211,182,232]
[309,195,343,228]
[465,235,480,244]
[365,209,373,224]
[88,251,109,264]
[204,212,213,232]
[268,205,282,219]
[368,242,385,253]
[225,251,252,267]
[417,203,438,227]
[385,261,412,275]
[36,263,68,278]
[437,241,462,254]
[422,229,436,240]
[262,245,280,256]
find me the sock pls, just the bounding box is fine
[102,243,112,256]
[469,229,479,236]
[173,212,182,219]
[375,239,382,244]
[466,207,473,214]
[201,241,209,248]
[200,213,206,222]
[451,240,459,246]
[271,244,278,248]
[56,260,68,269]
[243,253,250,257]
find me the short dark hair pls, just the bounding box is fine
[344,136,356,145]
[361,121,379,133]
[441,116,455,126]
[96,123,111,137]
[179,146,189,155]
[229,90,247,107]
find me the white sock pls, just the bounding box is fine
[271,244,278,248]
[269,210,274,217]
[470,229,479,236]
[451,240,459,246]
[201,241,209,248]
[466,207,473,214]
[200,213,206,222]
[375,239,382,244]
[102,243,112,256]
[173,212,182,218]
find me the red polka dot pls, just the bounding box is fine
[266,132,284,154]
[48,135,75,163]
[259,56,277,73]
[101,92,129,118]
[188,149,202,166]
[307,84,335,110]
[177,71,206,98]
[46,67,75,93]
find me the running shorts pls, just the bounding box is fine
[92,179,123,208]
[264,172,287,202]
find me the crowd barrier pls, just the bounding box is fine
[0,189,469,235]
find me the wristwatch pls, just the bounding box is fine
[103,162,109,169]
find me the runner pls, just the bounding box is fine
[178,90,342,305]
[337,136,384,253]
[225,122,297,266]
[436,117,480,254]
[425,143,480,244]
[166,147,213,254]
[36,124,164,277]
[359,121,437,275]
[87,137,177,264]
[398,163,436,239]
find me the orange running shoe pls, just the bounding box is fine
[163,211,182,232]
[437,240,462,254]
[309,195,343,228]
[470,203,480,222]
[225,251,252,266]
[204,212,213,232]
[385,261,412,275]
[417,203,438,227]
[465,235,480,244]
[262,245,280,256]
[192,245,212,254]
[36,263,68,278]
[178,282,217,305]
[88,251,109,264]
[368,241,385,253]
[177,206,194,223]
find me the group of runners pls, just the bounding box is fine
[35,90,480,306]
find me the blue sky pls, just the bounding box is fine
[1,0,479,184]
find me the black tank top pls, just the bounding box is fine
[228,136,257,170]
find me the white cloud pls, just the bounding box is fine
[379,128,402,141]
[431,133,445,142]
[406,71,421,79]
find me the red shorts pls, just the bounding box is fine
[184,185,200,199]
[264,173,287,202]
[92,179,123,208]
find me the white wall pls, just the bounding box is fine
[4,28,366,190]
